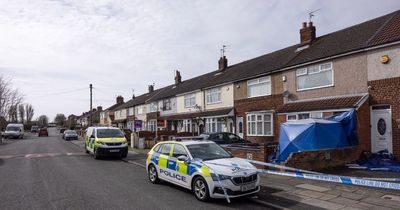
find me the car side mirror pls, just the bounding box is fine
[177,155,189,164]
[90,135,95,140]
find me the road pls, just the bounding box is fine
[0,128,273,210]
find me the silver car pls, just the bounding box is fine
[63,130,78,141]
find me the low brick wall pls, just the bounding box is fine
[224,145,268,169]
[283,147,359,170]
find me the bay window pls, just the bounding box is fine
[205,118,224,133]
[247,113,273,136]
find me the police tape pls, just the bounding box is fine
[203,161,400,191]
[241,158,400,182]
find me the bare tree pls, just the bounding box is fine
[38,115,49,127]
[25,103,34,123]
[54,114,66,126]
[18,104,25,123]
[0,76,24,122]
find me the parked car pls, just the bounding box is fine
[63,130,78,140]
[84,127,128,159]
[199,132,251,145]
[38,128,49,137]
[4,124,24,139]
[31,126,39,133]
[146,140,260,201]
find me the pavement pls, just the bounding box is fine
[2,129,400,209]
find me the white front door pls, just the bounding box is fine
[371,105,393,153]
[236,117,244,138]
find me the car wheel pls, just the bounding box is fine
[84,144,89,154]
[121,151,128,158]
[193,176,210,201]
[148,164,160,184]
[93,148,100,159]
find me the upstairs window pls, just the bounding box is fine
[247,76,271,98]
[297,62,333,91]
[163,99,171,111]
[184,94,196,108]
[206,87,221,104]
[150,102,157,112]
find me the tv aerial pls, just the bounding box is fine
[309,9,320,22]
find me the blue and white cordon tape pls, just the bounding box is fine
[204,159,400,191]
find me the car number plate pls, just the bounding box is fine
[240,183,256,192]
[109,149,120,153]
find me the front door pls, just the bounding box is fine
[371,105,393,153]
[236,116,244,138]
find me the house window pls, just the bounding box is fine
[296,62,333,90]
[150,102,157,112]
[247,76,271,98]
[148,120,156,132]
[184,94,196,108]
[128,107,134,116]
[182,119,192,132]
[163,99,171,111]
[205,118,224,133]
[286,112,323,121]
[247,113,273,136]
[206,87,221,104]
[136,106,143,115]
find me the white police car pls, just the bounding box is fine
[146,140,260,201]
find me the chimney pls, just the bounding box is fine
[97,106,102,111]
[132,94,135,99]
[92,108,96,112]
[218,56,228,70]
[148,84,154,93]
[116,95,124,104]
[300,21,316,44]
[175,70,182,85]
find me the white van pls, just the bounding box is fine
[4,124,24,139]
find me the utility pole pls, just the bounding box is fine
[89,84,93,127]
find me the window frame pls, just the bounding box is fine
[184,94,196,108]
[172,144,189,158]
[246,112,273,136]
[206,87,222,104]
[247,76,272,98]
[163,98,171,111]
[296,62,334,91]
[286,112,323,121]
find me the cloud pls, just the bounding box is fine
[0,0,399,119]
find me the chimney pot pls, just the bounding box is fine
[300,21,316,44]
[97,106,102,111]
[148,85,154,93]
[116,95,124,104]
[175,70,182,85]
[218,56,228,71]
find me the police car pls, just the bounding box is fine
[146,140,260,201]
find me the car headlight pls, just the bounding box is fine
[211,173,232,181]
[122,141,128,146]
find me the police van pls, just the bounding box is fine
[84,127,128,159]
[146,140,260,201]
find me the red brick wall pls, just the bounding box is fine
[368,77,400,158]
[234,94,283,143]
[224,145,267,169]
[284,147,358,170]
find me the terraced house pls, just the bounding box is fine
[107,10,400,164]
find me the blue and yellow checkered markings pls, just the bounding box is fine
[150,153,210,177]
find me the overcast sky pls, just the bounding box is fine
[0,0,399,121]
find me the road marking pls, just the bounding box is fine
[122,159,146,168]
[0,152,87,160]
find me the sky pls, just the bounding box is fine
[0,0,399,121]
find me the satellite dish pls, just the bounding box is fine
[283,91,290,98]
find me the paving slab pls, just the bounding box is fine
[340,191,367,201]
[360,196,400,209]
[381,194,400,202]
[293,189,326,199]
[303,198,345,210]
[328,197,359,206]
[296,183,331,192]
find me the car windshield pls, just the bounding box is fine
[6,126,20,131]
[65,130,77,135]
[187,143,232,161]
[96,129,124,138]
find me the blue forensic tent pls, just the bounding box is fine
[277,110,358,162]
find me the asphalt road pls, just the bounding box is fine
[0,128,273,210]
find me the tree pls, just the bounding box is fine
[0,76,24,122]
[18,104,25,123]
[54,114,66,126]
[25,103,34,123]
[38,115,49,127]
